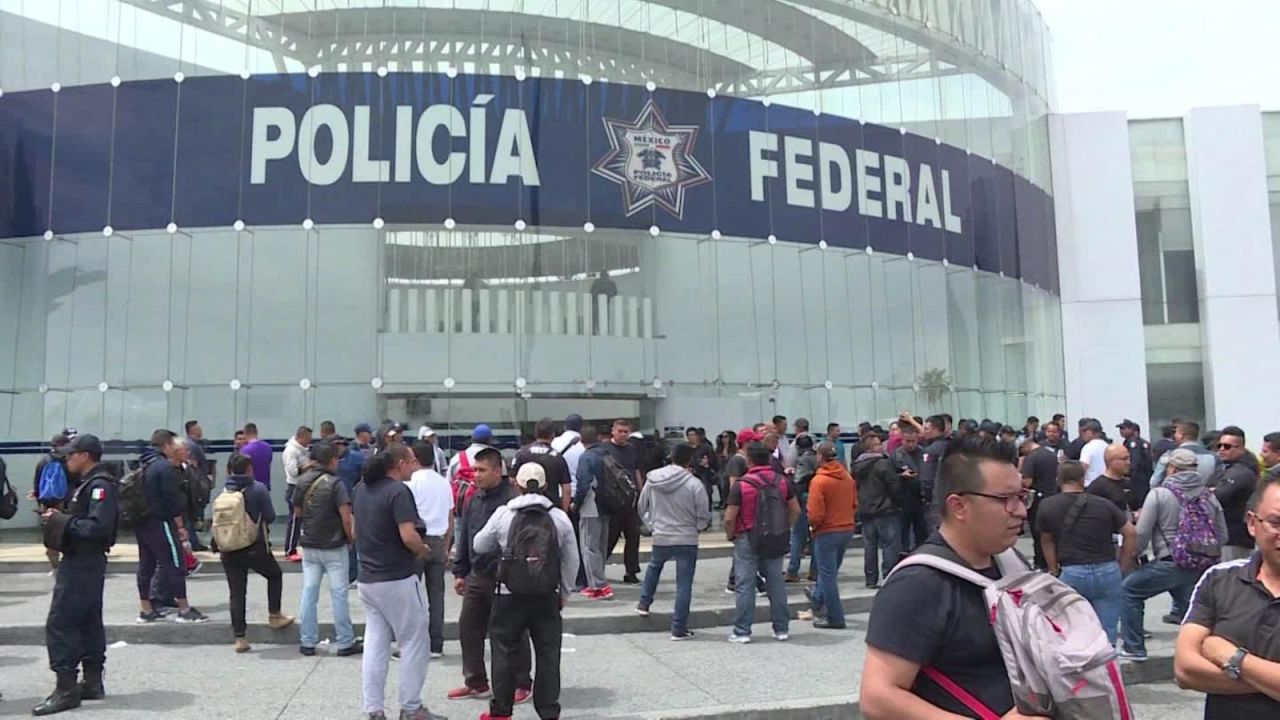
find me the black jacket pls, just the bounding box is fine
[689,441,720,483]
[852,452,902,518]
[295,469,347,549]
[452,478,518,579]
[891,446,925,512]
[920,437,950,507]
[1212,455,1259,549]
[139,447,184,521]
[61,464,118,555]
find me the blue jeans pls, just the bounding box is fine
[299,546,355,650]
[863,514,902,585]
[732,536,788,637]
[810,530,853,626]
[1059,561,1123,645]
[639,545,698,634]
[787,504,814,577]
[1120,559,1199,655]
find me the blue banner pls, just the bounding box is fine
[0,72,1058,292]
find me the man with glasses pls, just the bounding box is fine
[861,435,1039,719]
[1211,426,1259,562]
[1174,471,1280,718]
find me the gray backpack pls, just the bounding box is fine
[889,545,1132,720]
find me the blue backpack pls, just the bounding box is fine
[37,457,69,504]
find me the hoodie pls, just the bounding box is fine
[283,437,310,487]
[808,460,858,535]
[223,473,276,543]
[472,493,580,598]
[1152,441,1216,488]
[639,465,712,547]
[1135,470,1228,560]
[852,451,901,518]
[139,446,184,522]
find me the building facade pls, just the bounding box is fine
[0,0,1064,521]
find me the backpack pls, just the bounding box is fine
[744,472,790,559]
[0,458,17,520]
[889,545,1132,720]
[453,451,477,517]
[594,453,637,515]
[497,505,562,595]
[37,456,69,504]
[117,465,151,530]
[211,487,259,552]
[1164,484,1222,571]
[187,466,213,511]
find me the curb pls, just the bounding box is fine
[0,593,877,646]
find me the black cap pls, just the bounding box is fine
[1117,419,1139,430]
[65,433,104,461]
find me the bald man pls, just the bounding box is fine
[1086,444,1138,514]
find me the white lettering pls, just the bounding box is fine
[489,109,540,186]
[352,106,389,183]
[942,170,962,233]
[297,104,349,186]
[783,136,815,208]
[415,105,466,184]
[394,105,413,183]
[470,94,493,184]
[883,155,912,222]
[249,107,296,185]
[818,142,851,213]
[855,149,883,218]
[915,163,942,228]
[749,131,779,202]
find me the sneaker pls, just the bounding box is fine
[622,574,641,585]
[756,588,767,597]
[446,684,491,700]
[430,651,444,659]
[1162,612,1182,625]
[784,574,804,583]
[479,714,512,720]
[367,713,387,720]
[595,585,615,600]
[728,633,751,644]
[1142,630,1154,639]
[348,582,358,591]
[812,619,846,630]
[234,638,251,654]
[185,559,203,577]
[1116,649,1148,663]
[864,581,879,590]
[774,632,790,641]
[724,586,737,595]
[174,607,210,624]
[268,613,295,630]
[398,709,444,720]
[299,646,316,657]
[513,687,532,704]
[286,552,302,563]
[336,642,363,657]
[578,587,599,599]
[635,604,650,617]
[136,610,164,624]
[153,605,175,617]
[670,630,696,641]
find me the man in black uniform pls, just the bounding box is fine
[35,434,117,716]
[1117,419,1154,506]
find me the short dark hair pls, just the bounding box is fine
[795,418,809,432]
[234,429,246,438]
[150,429,177,448]
[1045,421,1061,432]
[228,453,253,475]
[795,434,815,451]
[827,422,840,432]
[925,415,945,433]
[859,435,882,453]
[746,441,771,467]
[935,435,1017,515]
[1177,420,1201,439]
[363,445,409,483]
[411,442,436,468]
[534,418,556,440]
[941,413,954,424]
[900,423,919,436]
[1052,414,1065,422]
[320,420,336,432]
[312,442,340,466]
[1026,416,1040,425]
[184,420,199,433]
[772,415,786,425]
[612,418,633,430]
[1220,425,1246,444]
[244,422,258,434]
[1161,424,1176,439]
[474,447,503,469]
[1248,471,1280,512]
[1057,459,1086,488]
[671,442,696,467]
[1264,431,1280,452]
[297,425,313,436]
[581,426,599,444]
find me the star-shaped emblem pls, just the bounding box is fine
[592,99,712,219]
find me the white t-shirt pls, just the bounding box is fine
[1080,439,1109,487]
[551,430,584,484]
[404,468,454,536]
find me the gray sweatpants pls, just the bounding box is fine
[358,575,430,714]
[580,515,610,590]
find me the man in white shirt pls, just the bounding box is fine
[1078,419,1110,487]
[282,426,313,561]
[550,414,586,487]
[407,442,455,659]
[416,426,449,475]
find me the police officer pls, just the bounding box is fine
[35,433,117,716]
[1117,419,1154,507]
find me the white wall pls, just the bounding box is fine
[1049,112,1151,432]
[1184,105,1280,438]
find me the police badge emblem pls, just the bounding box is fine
[592,99,712,219]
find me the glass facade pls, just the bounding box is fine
[1263,112,1280,322]
[0,1,1064,519]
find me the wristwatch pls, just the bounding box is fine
[1222,647,1249,680]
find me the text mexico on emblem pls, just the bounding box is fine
[592,99,713,219]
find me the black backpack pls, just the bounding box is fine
[745,473,790,559]
[594,453,637,515]
[0,457,17,520]
[498,506,562,595]
[117,464,151,530]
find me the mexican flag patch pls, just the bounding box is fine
[92,488,105,501]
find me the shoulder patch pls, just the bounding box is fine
[92,487,105,501]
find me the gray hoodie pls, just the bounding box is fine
[638,465,712,547]
[472,493,580,598]
[1135,469,1228,560]
[1152,441,1216,488]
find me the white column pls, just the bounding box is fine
[1049,112,1151,432]
[1185,105,1280,437]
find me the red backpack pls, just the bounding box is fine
[453,451,478,517]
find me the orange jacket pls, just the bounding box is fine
[807,460,858,535]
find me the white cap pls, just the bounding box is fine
[630,431,644,440]
[418,425,436,440]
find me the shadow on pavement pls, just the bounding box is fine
[560,686,618,709]
[100,689,199,712]
[0,655,37,668]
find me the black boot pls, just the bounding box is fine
[32,672,81,716]
[78,664,105,701]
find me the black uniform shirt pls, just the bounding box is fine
[62,466,118,554]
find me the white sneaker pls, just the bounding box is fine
[774,632,789,642]
[727,633,751,644]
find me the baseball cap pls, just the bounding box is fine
[353,422,373,435]
[737,427,761,444]
[1167,448,1198,468]
[630,431,644,440]
[418,425,436,440]
[65,433,104,461]
[473,424,493,442]
[515,462,546,490]
[62,427,79,440]
[1116,419,1139,430]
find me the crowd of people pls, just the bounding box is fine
[5,409,1280,719]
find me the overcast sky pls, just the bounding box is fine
[1036,0,1280,118]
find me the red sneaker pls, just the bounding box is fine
[596,584,615,600]
[286,552,302,563]
[578,587,599,599]
[447,684,492,700]
[479,714,512,720]
[514,687,532,704]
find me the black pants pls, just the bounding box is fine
[221,537,283,637]
[283,486,302,555]
[489,593,562,719]
[1028,497,1046,570]
[421,536,447,654]
[459,574,531,691]
[569,510,588,590]
[899,509,929,554]
[606,506,642,576]
[46,552,107,674]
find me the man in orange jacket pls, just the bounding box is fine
[805,441,858,629]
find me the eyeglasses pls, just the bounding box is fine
[1249,512,1280,533]
[956,489,1032,513]
[1216,443,1241,451]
